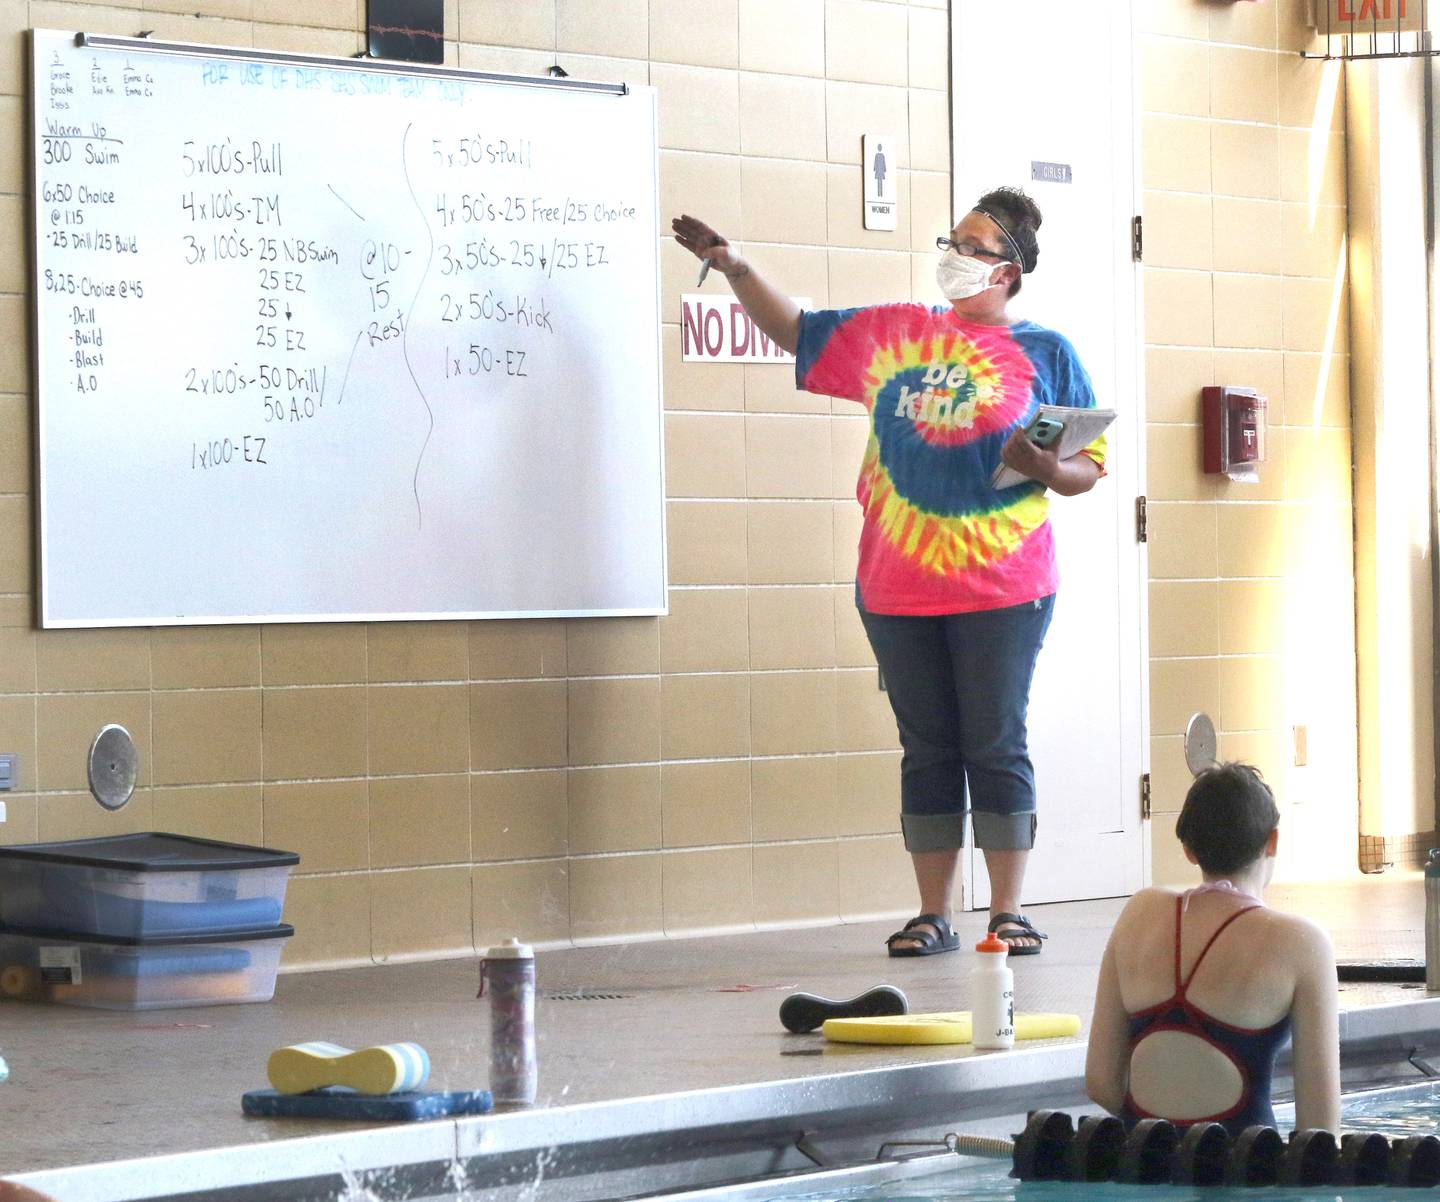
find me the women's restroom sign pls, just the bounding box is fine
[680,295,811,362]
[862,133,897,232]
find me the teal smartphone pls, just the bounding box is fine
[1027,415,1064,449]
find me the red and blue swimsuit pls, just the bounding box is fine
[1122,897,1292,1135]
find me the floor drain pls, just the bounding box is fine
[545,991,632,1001]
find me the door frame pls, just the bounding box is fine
[949,0,1151,908]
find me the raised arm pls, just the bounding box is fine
[1085,935,1131,1116]
[671,214,802,355]
[1289,919,1341,1132]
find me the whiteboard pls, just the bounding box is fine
[31,30,667,627]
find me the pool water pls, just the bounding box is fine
[1339,1081,1440,1139]
[791,1166,1396,1202]
[774,1082,1440,1202]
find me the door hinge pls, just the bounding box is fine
[1141,773,1152,821]
[1136,495,1148,543]
[1131,214,1143,262]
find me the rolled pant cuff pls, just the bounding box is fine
[901,812,967,853]
[971,810,1036,851]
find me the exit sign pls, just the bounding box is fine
[1313,0,1426,32]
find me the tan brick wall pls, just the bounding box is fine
[0,0,949,967]
[0,0,1367,968]
[1139,0,1359,884]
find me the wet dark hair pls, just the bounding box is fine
[972,186,1042,297]
[1175,762,1280,876]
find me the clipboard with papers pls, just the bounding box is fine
[990,405,1117,490]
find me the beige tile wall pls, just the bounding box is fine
[0,0,1367,967]
[1140,1,1359,883]
[0,0,955,968]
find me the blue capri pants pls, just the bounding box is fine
[859,594,1055,853]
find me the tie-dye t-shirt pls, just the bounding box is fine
[795,303,1105,616]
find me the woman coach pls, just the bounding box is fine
[672,187,1106,957]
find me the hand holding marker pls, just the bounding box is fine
[673,215,750,290]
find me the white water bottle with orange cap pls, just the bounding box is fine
[971,932,1015,1050]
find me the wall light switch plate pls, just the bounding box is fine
[1293,725,1308,768]
[0,754,13,791]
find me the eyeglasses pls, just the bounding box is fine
[936,236,1007,261]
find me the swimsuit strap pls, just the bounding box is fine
[1178,902,1264,996]
[1171,895,1184,994]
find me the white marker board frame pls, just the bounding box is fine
[32,31,667,627]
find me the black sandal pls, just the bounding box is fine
[988,911,1047,956]
[885,913,960,957]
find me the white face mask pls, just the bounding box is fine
[936,249,1004,301]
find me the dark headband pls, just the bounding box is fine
[971,205,1033,273]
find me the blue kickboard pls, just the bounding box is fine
[35,884,285,934]
[91,946,252,977]
[242,1087,494,1121]
[86,892,284,933]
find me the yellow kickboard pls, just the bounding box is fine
[822,1011,1081,1046]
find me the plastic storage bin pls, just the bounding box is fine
[0,833,299,939]
[0,923,294,1010]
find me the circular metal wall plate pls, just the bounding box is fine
[1183,712,1218,778]
[88,724,137,810]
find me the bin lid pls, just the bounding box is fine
[0,921,294,946]
[0,832,300,871]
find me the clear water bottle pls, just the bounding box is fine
[479,937,537,1104]
[1426,850,1440,992]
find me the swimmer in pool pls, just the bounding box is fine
[1085,762,1340,1134]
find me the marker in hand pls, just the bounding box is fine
[697,230,722,286]
[672,216,724,287]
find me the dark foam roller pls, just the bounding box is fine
[1280,1129,1338,1187]
[1389,1134,1440,1187]
[1226,1125,1285,1187]
[1010,1110,1074,1182]
[1337,1132,1390,1186]
[1172,1122,1229,1187]
[1117,1119,1178,1185]
[1063,1115,1125,1182]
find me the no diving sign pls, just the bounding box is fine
[680,294,811,363]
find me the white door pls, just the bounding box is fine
[953,0,1149,906]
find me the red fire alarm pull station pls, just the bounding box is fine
[1202,386,1267,482]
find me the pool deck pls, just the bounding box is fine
[5,874,1439,1199]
